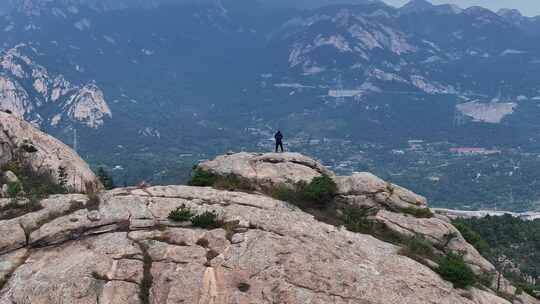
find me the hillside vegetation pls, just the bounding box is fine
[454,215,540,298]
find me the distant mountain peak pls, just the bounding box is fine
[400,0,462,15]
[400,0,433,13]
[0,44,112,129]
[497,8,524,21]
[464,5,495,16]
[4,0,210,16]
[434,4,462,14]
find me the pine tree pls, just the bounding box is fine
[97,167,115,190]
[57,166,69,192]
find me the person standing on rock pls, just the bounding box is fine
[274,130,284,153]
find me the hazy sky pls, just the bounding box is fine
[382,0,540,16]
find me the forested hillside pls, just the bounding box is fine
[454,215,540,298]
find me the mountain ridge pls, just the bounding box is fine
[3,0,539,18]
[0,44,112,129]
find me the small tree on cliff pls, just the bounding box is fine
[97,167,115,190]
[57,166,69,191]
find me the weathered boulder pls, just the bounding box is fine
[2,171,18,184]
[470,289,512,304]
[0,112,102,193]
[334,172,428,211]
[371,210,494,273]
[0,185,7,198]
[0,185,528,304]
[0,219,26,255]
[198,152,334,189]
[0,249,28,285]
[198,153,428,212]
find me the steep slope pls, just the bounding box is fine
[0,186,496,304]
[452,214,540,293]
[198,152,494,274]
[0,111,101,192]
[197,152,540,303]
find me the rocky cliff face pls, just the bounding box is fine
[198,153,493,274]
[0,111,102,193]
[0,149,538,303]
[0,44,112,129]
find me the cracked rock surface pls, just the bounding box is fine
[0,151,538,303]
[196,153,491,274]
[196,152,539,304]
[0,185,532,304]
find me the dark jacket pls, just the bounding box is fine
[274,131,283,142]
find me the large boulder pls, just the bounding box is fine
[197,153,427,212]
[197,152,334,189]
[0,185,525,304]
[0,185,8,198]
[334,172,428,211]
[2,171,18,184]
[0,112,102,193]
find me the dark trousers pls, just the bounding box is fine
[275,141,284,152]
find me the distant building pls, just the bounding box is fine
[407,140,425,151]
[328,90,362,98]
[427,176,440,182]
[449,147,501,155]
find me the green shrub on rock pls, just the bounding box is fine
[213,174,253,192]
[401,206,434,218]
[6,182,22,197]
[2,162,68,198]
[191,211,220,229]
[399,235,435,261]
[452,221,490,256]
[96,167,115,190]
[57,166,69,190]
[437,251,476,289]
[188,166,337,207]
[301,175,338,205]
[188,168,219,187]
[188,167,253,192]
[343,208,372,233]
[515,283,540,299]
[271,184,300,203]
[270,175,338,208]
[168,204,194,222]
[476,271,495,288]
